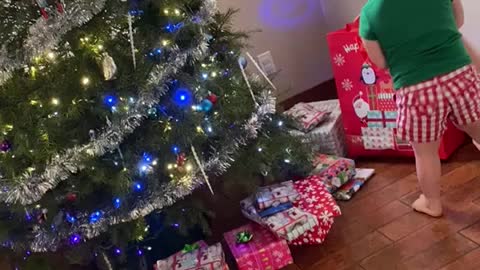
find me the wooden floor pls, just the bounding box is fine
[286,143,480,270]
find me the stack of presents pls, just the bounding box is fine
[154,153,374,270]
[153,16,471,270]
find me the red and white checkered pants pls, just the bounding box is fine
[396,65,480,143]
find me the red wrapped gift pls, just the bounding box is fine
[311,154,356,193]
[290,175,342,246]
[326,18,466,160]
[154,241,228,270]
[224,223,294,270]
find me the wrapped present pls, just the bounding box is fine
[240,196,293,222]
[334,168,375,201]
[224,223,294,270]
[255,181,299,210]
[311,154,356,193]
[284,102,331,132]
[291,175,342,245]
[241,195,318,242]
[154,241,228,270]
[264,207,318,241]
[289,100,347,157]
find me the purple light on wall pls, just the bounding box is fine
[258,0,320,30]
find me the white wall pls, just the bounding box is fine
[462,0,480,50]
[218,0,363,101]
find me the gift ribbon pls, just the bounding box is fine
[236,231,253,244]
[182,243,200,254]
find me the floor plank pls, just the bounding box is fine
[439,248,480,270]
[396,234,478,270]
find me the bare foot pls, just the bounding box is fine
[412,194,443,217]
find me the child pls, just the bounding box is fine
[359,0,480,217]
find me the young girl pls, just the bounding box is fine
[359,0,480,217]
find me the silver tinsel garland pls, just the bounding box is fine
[26,89,276,252]
[0,0,217,205]
[0,0,107,86]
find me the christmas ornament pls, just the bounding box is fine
[35,0,64,20]
[238,56,248,69]
[0,140,11,152]
[37,208,48,224]
[236,231,253,244]
[176,153,186,167]
[147,107,157,117]
[101,53,117,81]
[66,193,77,202]
[200,99,213,112]
[207,93,218,104]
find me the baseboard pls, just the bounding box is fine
[279,79,337,110]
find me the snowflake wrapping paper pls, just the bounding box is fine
[224,223,294,270]
[290,175,342,246]
[154,241,229,270]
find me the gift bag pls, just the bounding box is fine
[326,18,466,160]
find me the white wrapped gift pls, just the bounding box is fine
[289,100,346,157]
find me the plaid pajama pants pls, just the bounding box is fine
[396,64,480,143]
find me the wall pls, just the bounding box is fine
[462,0,480,52]
[218,0,364,101]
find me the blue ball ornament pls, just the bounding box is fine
[200,99,213,112]
[238,56,248,69]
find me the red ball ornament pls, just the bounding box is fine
[66,193,77,202]
[207,94,218,104]
[176,153,186,167]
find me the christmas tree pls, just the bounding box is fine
[0,0,310,268]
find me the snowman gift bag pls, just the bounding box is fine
[326,18,465,159]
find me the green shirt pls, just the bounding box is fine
[359,0,471,89]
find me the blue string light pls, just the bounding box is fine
[69,234,81,245]
[137,249,143,256]
[172,145,180,154]
[89,211,102,224]
[201,73,209,80]
[114,248,122,255]
[134,182,143,191]
[113,198,121,209]
[103,95,118,108]
[66,213,76,224]
[165,22,184,33]
[173,88,193,108]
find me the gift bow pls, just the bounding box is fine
[182,243,200,254]
[236,231,253,244]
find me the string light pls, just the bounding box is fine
[46,52,55,60]
[257,147,263,152]
[51,98,60,106]
[97,44,104,50]
[284,159,291,163]
[161,39,170,46]
[174,8,181,16]
[211,71,218,78]
[113,198,121,209]
[163,8,169,15]
[185,164,193,172]
[81,76,90,86]
[167,164,174,170]
[277,120,284,127]
[89,211,102,223]
[201,73,208,80]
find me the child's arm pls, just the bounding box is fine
[361,40,387,69]
[359,13,387,69]
[452,0,464,28]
